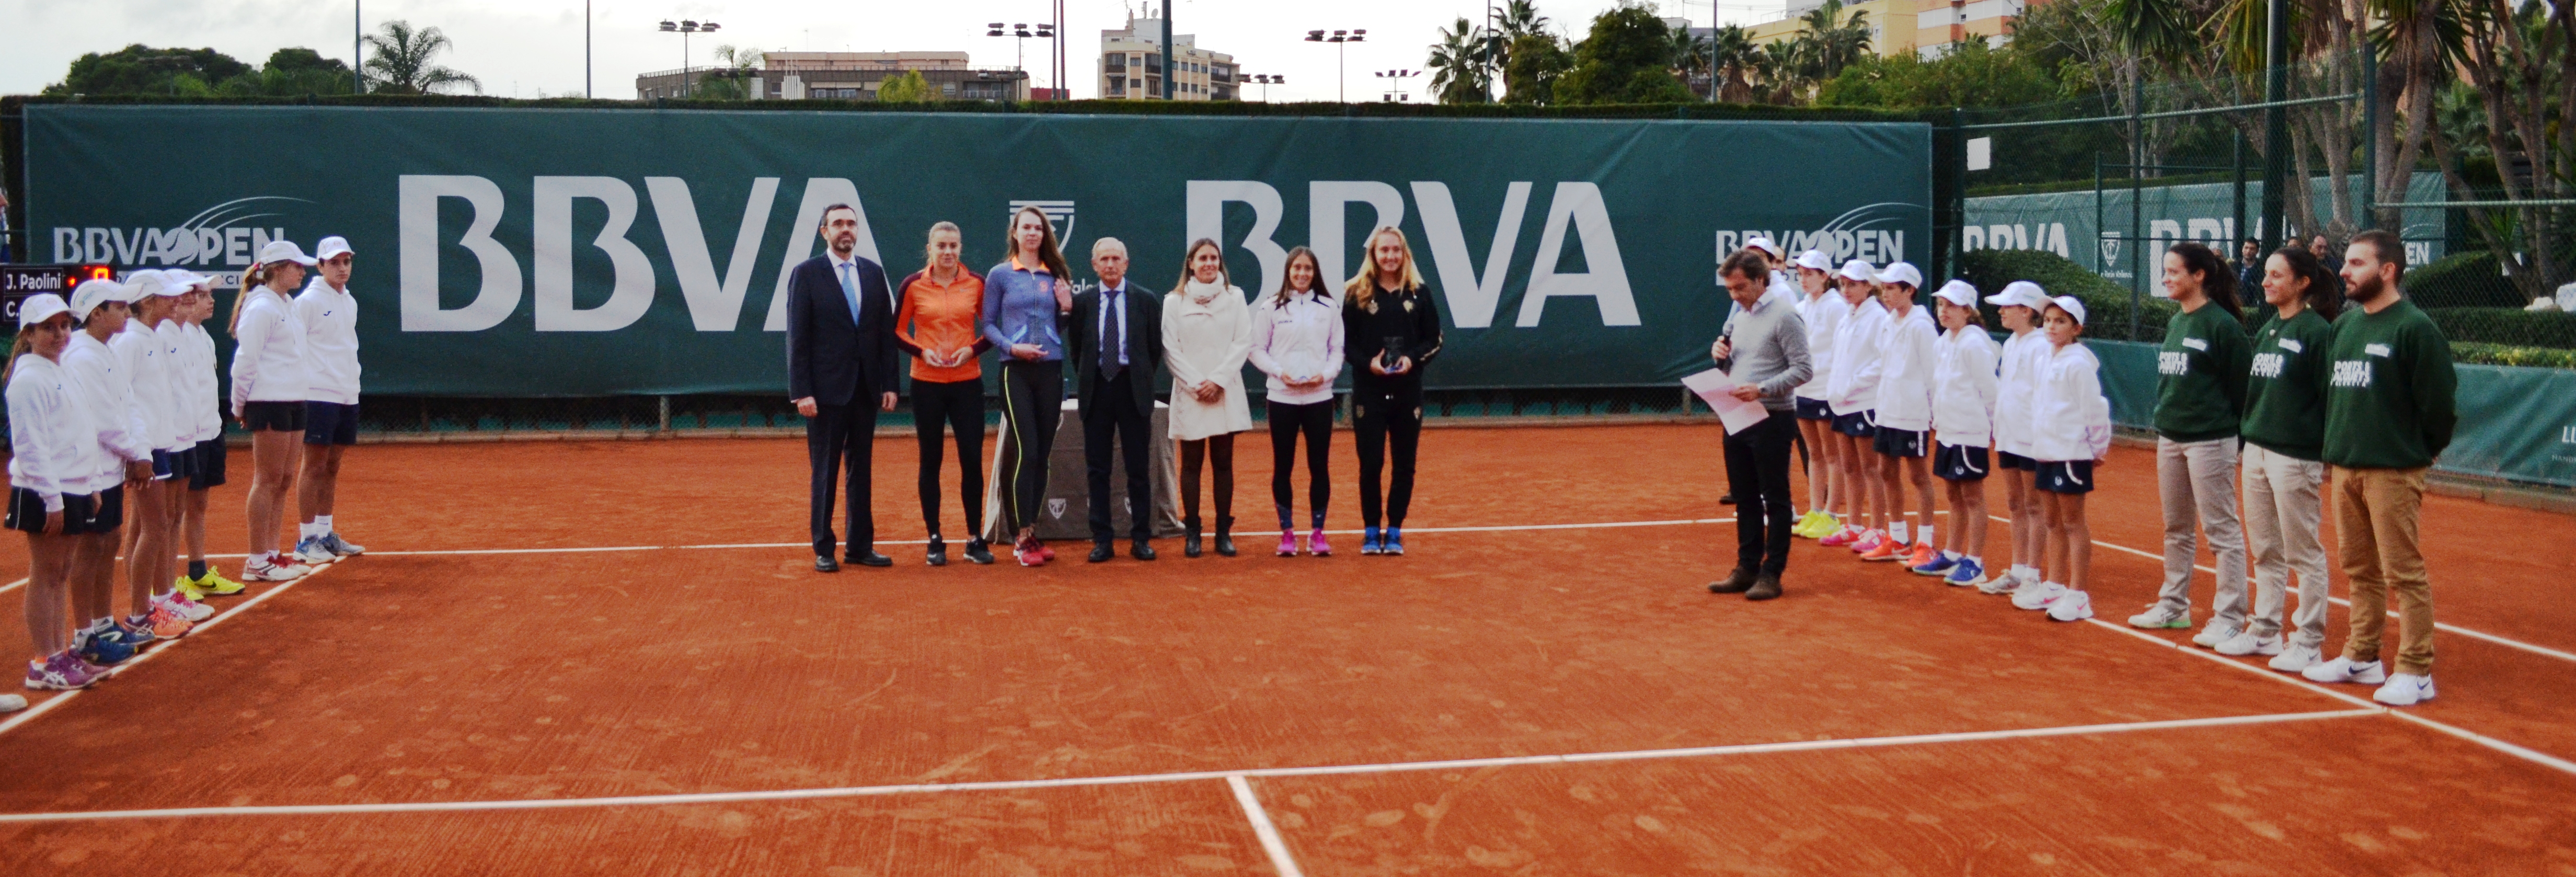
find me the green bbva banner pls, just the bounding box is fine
[27,105,1930,395]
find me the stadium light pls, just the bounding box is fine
[1302,28,1365,103]
[988,21,1056,100]
[1375,69,1419,103]
[658,18,721,98]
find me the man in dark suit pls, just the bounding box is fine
[787,204,901,572]
[1064,237,1163,563]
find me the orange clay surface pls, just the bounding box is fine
[1,425,2572,875]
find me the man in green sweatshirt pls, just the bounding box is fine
[2300,230,2457,708]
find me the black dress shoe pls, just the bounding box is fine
[814,555,840,573]
[1131,539,1157,561]
[963,538,996,565]
[1707,566,1757,594]
[1214,517,1237,556]
[849,552,893,567]
[1088,542,1114,563]
[1745,573,1783,601]
[1719,493,1738,505]
[926,538,948,567]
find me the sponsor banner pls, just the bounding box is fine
[26,105,1930,395]
[1964,174,2449,281]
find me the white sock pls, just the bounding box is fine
[1966,555,1983,566]
[1917,525,1934,546]
[1942,550,1961,561]
[297,522,317,540]
[316,515,333,533]
[1889,521,1909,543]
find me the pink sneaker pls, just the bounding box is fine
[1309,529,1331,556]
[1819,526,1859,548]
[1850,530,1887,554]
[26,651,101,690]
[1278,531,1299,557]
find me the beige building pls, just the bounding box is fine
[636,51,1028,101]
[1737,0,2034,58]
[1097,11,1237,101]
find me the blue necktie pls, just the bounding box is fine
[837,263,861,323]
[1100,290,1123,382]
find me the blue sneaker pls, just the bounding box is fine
[74,622,136,666]
[1385,527,1405,555]
[1361,526,1384,555]
[1944,557,1987,588]
[1910,552,1958,576]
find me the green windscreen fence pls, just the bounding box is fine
[2086,339,2576,488]
[22,104,1932,395]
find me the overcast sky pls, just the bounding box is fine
[0,0,1798,102]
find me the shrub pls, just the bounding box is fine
[1953,248,2177,341]
[2422,307,2576,349]
[2450,343,2576,369]
[2405,251,2526,309]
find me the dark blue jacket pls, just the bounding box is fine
[786,254,901,406]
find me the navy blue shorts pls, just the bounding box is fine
[149,449,174,481]
[189,438,227,490]
[160,446,199,481]
[2036,460,2095,494]
[305,402,359,446]
[1934,442,1991,481]
[242,401,305,433]
[1996,450,2036,472]
[1831,411,1877,439]
[1873,427,1929,458]
[1793,397,1834,420]
[7,485,123,535]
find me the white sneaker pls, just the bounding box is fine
[293,537,337,565]
[2214,630,2284,657]
[2301,656,2387,685]
[2128,603,2192,630]
[2268,644,2323,673]
[2372,674,2436,707]
[0,693,26,712]
[2191,621,2244,649]
[2045,590,2095,622]
[1976,571,2023,596]
[153,591,213,623]
[242,555,312,582]
[2012,581,2068,611]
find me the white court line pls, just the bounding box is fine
[1983,515,2576,666]
[0,576,26,595]
[294,518,1748,558]
[0,707,2375,824]
[0,560,342,738]
[2079,617,2576,777]
[1227,775,1307,877]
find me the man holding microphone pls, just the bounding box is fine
[1706,248,1813,602]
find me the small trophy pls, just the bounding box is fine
[1379,336,1407,373]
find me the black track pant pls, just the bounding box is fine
[1351,379,1423,529]
[911,378,985,541]
[1267,398,1333,530]
[997,360,1062,533]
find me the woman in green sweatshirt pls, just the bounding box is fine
[2127,242,2253,646]
[2232,246,2342,671]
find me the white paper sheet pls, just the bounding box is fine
[1682,368,1776,435]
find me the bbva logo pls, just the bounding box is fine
[397,175,1644,334]
[50,197,310,267]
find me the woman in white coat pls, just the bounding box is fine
[1163,238,1254,557]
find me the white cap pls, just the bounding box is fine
[1874,261,1922,288]
[1932,279,1981,308]
[1744,236,1782,259]
[164,269,216,290]
[2049,295,2089,327]
[255,238,318,267]
[1838,259,1876,281]
[315,235,354,261]
[125,269,186,299]
[68,278,137,319]
[18,293,73,329]
[1985,280,2049,310]
[1793,249,1834,271]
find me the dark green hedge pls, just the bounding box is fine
[2424,307,2576,350]
[1953,248,2179,341]
[2406,251,2527,309]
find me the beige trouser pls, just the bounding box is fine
[2240,444,2328,647]
[2154,437,2249,627]
[2333,465,2435,675]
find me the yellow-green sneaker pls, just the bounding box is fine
[177,568,247,599]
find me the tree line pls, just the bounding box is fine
[41,21,481,98]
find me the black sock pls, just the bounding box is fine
[187,560,207,579]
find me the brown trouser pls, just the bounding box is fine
[2331,465,2434,675]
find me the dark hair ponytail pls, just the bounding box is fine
[2169,241,2242,321]
[2269,246,2342,321]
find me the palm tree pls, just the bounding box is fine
[1484,0,1551,87]
[1427,17,1492,104]
[1792,0,1872,86]
[361,20,480,95]
[1668,26,1713,99]
[1709,25,1757,104]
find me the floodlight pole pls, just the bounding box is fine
[1162,0,1174,100]
[586,1,594,98]
[354,1,363,94]
[2259,0,2290,251]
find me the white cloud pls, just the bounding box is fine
[2,1,1788,101]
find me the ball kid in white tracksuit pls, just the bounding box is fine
[231,240,319,582]
[2012,295,2114,622]
[1982,281,2054,596]
[1918,280,2001,588]
[1819,259,1890,550]
[1862,262,1939,565]
[292,235,365,564]
[1786,249,1847,540]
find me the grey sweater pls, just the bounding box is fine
[1718,291,1814,412]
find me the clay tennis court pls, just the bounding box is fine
[1,423,2572,875]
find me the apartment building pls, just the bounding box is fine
[1097,10,1237,101]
